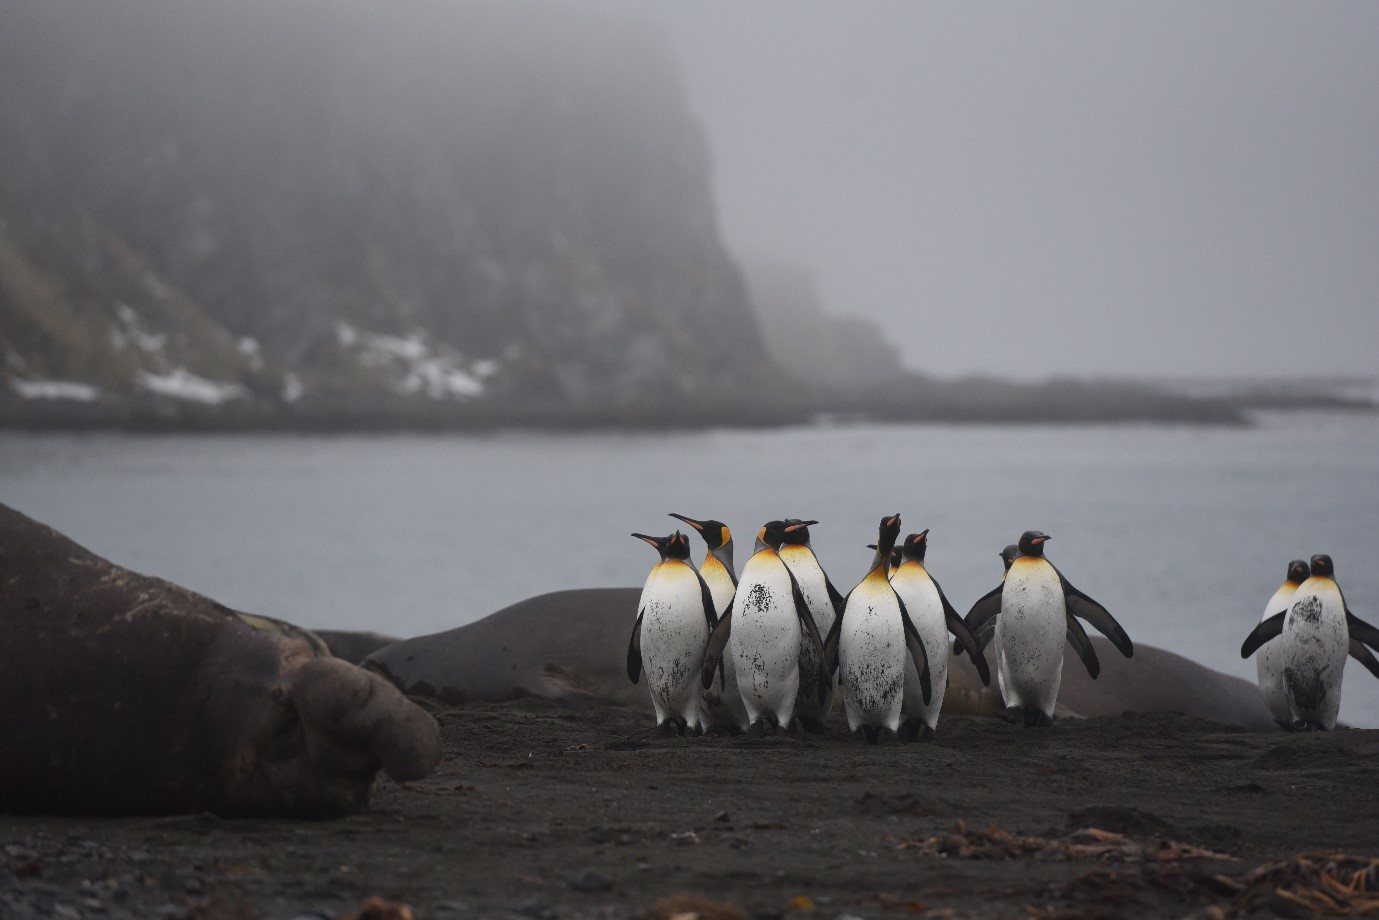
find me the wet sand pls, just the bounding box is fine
[2,702,1377,919]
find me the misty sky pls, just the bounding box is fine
[601,2,1379,379]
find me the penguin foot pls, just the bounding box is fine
[897,719,923,743]
[998,706,1022,724]
[797,715,829,734]
[920,725,938,743]
[657,721,677,738]
[748,720,767,737]
[1274,719,1297,732]
[1024,709,1053,728]
[862,725,882,745]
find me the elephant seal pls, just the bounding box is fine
[314,629,401,664]
[368,588,1275,729]
[0,503,441,818]
[946,636,1275,729]
[367,589,647,706]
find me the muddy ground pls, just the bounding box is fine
[3,702,1377,920]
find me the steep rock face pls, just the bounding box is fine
[0,0,769,409]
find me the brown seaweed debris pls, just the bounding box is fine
[1035,852,1379,918]
[886,820,1236,862]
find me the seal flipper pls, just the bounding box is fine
[789,567,830,703]
[1241,611,1286,658]
[700,602,733,690]
[896,594,932,706]
[933,575,990,686]
[1346,608,1379,650]
[627,610,644,683]
[1349,637,1379,681]
[959,583,1004,657]
[1064,610,1100,679]
[1056,567,1132,658]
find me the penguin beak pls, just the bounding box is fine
[885,514,900,528]
[631,533,660,548]
[668,513,704,532]
[917,529,930,541]
[1032,534,1051,545]
[866,543,878,550]
[784,521,811,533]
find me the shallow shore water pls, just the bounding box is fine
[3,701,1376,919]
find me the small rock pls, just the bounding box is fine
[714,811,731,823]
[571,869,614,893]
[431,901,474,918]
[512,896,546,919]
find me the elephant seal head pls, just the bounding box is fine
[199,633,442,818]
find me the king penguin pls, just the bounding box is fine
[1241,554,1379,731]
[1253,560,1311,727]
[959,542,1102,683]
[827,514,933,744]
[701,520,828,734]
[888,530,991,740]
[965,530,1133,727]
[669,513,749,732]
[778,519,846,732]
[626,531,718,735]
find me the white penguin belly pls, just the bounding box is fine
[638,563,710,727]
[730,555,802,729]
[892,566,948,729]
[1281,581,1348,729]
[995,559,1066,717]
[779,546,837,723]
[839,580,906,732]
[699,562,749,732]
[1255,583,1297,725]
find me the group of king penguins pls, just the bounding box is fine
[626,512,1134,742]
[627,514,1379,741]
[1241,555,1379,731]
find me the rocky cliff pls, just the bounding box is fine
[0,0,772,417]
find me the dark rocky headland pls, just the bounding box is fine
[0,0,1252,431]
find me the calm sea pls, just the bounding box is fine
[3,411,1377,727]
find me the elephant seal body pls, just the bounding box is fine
[0,503,440,817]
[371,588,1275,729]
[368,589,648,706]
[947,635,1274,728]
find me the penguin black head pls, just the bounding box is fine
[875,514,902,556]
[1310,554,1335,579]
[999,544,1021,571]
[632,532,671,558]
[759,519,797,550]
[1286,559,1310,584]
[900,530,930,562]
[781,519,819,546]
[1017,530,1051,557]
[668,513,732,551]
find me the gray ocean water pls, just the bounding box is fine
[2,411,1377,727]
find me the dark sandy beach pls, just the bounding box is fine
[3,701,1377,920]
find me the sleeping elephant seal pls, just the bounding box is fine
[946,635,1275,729]
[367,588,647,707]
[0,503,440,818]
[368,588,1275,729]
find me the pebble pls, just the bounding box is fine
[571,869,614,892]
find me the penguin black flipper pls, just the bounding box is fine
[896,593,933,706]
[1240,611,1286,659]
[700,602,733,690]
[1349,638,1379,681]
[627,610,645,684]
[826,578,847,619]
[1065,610,1100,679]
[960,583,1004,658]
[788,567,830,703]
[1056,567,1133,658]
[822,590,846,677]
[1345,608,1379,650]
[932,576,990,686]
[696,570,719,630]
[969,616,996,655]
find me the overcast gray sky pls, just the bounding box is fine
[605,2,1379,379]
